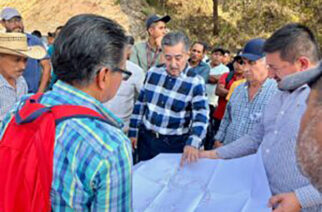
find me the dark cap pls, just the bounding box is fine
[146,14,171,29]
[240,38,266,61]
[278,62,322,91]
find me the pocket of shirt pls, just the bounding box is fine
[249,112,262,123]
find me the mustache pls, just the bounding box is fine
[169,66,179,70]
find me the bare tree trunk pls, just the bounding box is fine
[213,0,219,35]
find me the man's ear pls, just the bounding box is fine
[96,67,109,90]
[1,20,5,28]
[296,56,310,72]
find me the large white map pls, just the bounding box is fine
[133,150,272,212]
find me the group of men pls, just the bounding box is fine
[0,6,321,212]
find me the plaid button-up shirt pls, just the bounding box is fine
[0,80,132,211]
[215,79,277,144]
[0,74,27,122]
[128,65,209,148]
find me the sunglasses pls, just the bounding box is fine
[113,67,132,81]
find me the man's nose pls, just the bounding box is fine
[19,60,27,70]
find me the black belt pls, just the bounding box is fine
[141,126,188,139]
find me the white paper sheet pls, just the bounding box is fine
[133,151,272,212]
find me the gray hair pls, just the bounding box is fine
[52,14,127,87]
[161,31,190,52]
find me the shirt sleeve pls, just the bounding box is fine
[218,73,228,85]
[201,66,210,83]
[295,185,322,209]
[91,151,132,211]
[129,44,140,67]
[216,106,265,158]
[128,78,147,138]
[215,100,231,143]
[133,67,145,96]
[186,80,209,148]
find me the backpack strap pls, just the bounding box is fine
[51,105,120,128]
[15,94,120,129]
[15,93,49,125]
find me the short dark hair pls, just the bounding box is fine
[126,35,135,45]
[52,14,127,86]
[47,32,55,38]
[56,26,63,31]
[31,30,42,38]
[211,47,225,55]
[161,31,190,52]
[263,23,320,63]
[191,41,208,53]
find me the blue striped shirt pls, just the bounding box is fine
[216,85,322,211]
[0,74,27,122]
[0,80,132,211]
[215,79,277,144]
[128,65,209,148]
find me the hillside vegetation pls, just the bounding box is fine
[1,0,321,53]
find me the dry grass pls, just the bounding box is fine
[0,0,130,34]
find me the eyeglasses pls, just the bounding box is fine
[113,67,132,81]
[6,17,22,24]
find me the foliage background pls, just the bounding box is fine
[1,0,321,54]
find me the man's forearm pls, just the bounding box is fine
[37,59,51,93]
[215,85,229,97]
[208,75,220,84]
[216,134,260,159]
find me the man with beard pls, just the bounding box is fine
[199,24,322,211]
[188,41,210,83]
[129,32,209,165]
[278,62,322,193]
[1,7,51,93]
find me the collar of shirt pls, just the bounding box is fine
[52,80,123,128]
[244,78,272,89]
[146,41,161,53]
[0,74,24,89]
[208,62,223,69]
[164,63,190,79]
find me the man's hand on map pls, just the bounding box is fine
[180,145,199,166]
[199,150,221,159]
[268,192,301,212]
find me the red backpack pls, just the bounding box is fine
[0,94,113,212]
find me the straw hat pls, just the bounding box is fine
[0,32,46,59]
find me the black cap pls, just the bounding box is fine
[146,14,171,29]
[278,62,322,90]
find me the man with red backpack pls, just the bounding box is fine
[0,14,132,211]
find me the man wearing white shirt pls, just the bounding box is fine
[204,47,229,150]
[104,36,145,131]
[206,48,230,107]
